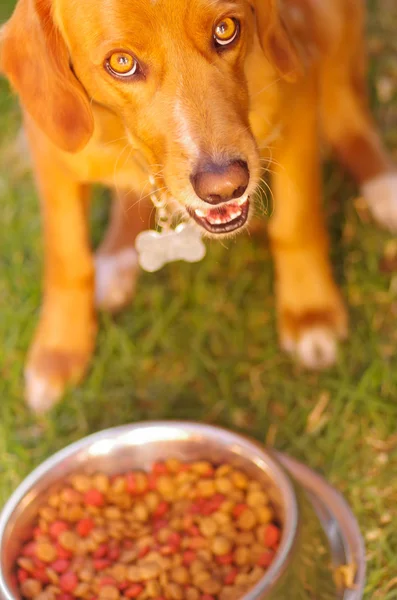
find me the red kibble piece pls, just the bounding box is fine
[125,584,144,598]
[33,527,43,539]
[108,547,120,561]
[118,581,129,591]
[257,551,274,568]
[34,568,50,584]
[232,503,248,518]
[153,501,169,519]
[51,559,70,574]
[93,544,108,559]
[188,503,201,515]
[76,518,94,537]
[152,462,168,475]
[168,532,181,547]
[21,542,36,557]
[188,525,201,537]
[183,550,197,566]
[224,569,238,585]
[56,544,73,560]
[138,545,150,558]
[216,553,233,565]
[49,521,69,539]
[153,519,169,533]
[17,569,29,583]
[264,524,281,548]
[59,572,78,593]
[93,559,111,570]
[148,473,158,491]
[33,557,45,569]
[84,489,105,507]
[126,473,137,494]
[212,494,225,506]
[100,576,117,587]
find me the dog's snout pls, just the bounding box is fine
[190,160,249,205]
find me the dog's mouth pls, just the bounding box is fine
[187,197,250,234]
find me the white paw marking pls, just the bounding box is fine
[361,173,397,233]
[95,248,139,311]
[282,326,338,370]
[24,369,62,414]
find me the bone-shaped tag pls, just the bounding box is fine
[135,224,206,272]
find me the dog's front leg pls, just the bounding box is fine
[268,78,347,369]
[24,134,96,413]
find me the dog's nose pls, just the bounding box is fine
[190,160,249,205]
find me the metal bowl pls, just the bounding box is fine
[0,422,365,599]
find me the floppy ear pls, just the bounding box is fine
[254,0,303,82]
[0,0,94,152]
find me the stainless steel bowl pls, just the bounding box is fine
[0,422,365,599]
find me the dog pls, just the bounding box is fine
[1,0,396,413]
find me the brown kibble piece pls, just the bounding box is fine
[36,542,57,563]
[234,545,251,566]
[21,579,43,598]
[70,474,92,493]
[167,582,184,600]
[211,536,233,556]
[145,579,161,597]
[200,577,222,595]
[215,477,233,494]
[199,517,218,537]
[99,584,120,599]
[58,530,78,551]
[171,565,189,585]
[231,471,249,490]
[238,508,256,530]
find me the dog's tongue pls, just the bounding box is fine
[196,201,243,225]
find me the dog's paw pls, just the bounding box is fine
[95,248,139,312]
[362,172,397,232]
[279,306,348,370]
[25,351,91,414]
[25,294,96,413]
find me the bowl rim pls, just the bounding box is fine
[0,421,299,599]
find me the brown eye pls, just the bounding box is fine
[106,51,139,78]
[214,17,240,48]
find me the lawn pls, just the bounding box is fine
[0,1,397,598]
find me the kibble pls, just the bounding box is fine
[15,460,282,600]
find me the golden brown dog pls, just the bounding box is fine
[1,0,396,412]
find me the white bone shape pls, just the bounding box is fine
[135,224,206,272]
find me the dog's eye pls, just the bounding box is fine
[214,17,240,48]
[106,51,139,78]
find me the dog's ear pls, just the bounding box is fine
[0,0,93,152]
[254,0,303,82]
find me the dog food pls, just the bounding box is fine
[15,460,281,600]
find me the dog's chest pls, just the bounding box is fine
[246,40,282,148]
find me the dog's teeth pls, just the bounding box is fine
[237,197,247,206]
[195,209,207,218]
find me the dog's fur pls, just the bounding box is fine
[1,0,396,412]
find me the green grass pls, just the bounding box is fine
[1,1,397,598]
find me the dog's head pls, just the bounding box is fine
[1,0,300,236]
